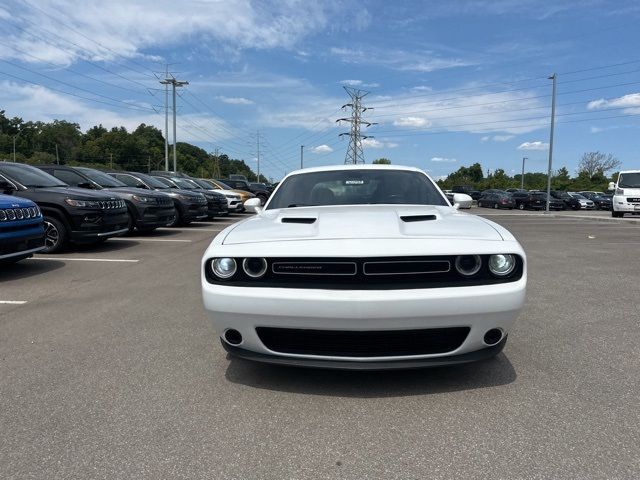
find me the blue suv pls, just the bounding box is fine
[0,193,45,263]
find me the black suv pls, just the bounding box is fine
[151,176,228,219]
[0,162,128,252]
[222,178,270,205]
[550,191,581,210]
[108,171,207,227]
[37,165,176,233]
[452,185,481,201]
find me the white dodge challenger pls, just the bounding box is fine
[201,165,526,369]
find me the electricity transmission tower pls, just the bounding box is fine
[337,86,376,164]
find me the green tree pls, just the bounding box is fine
[372,158,391,164]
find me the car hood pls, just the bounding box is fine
[223,205,505,245]
[104,187,167,198]
[0,193,36,208]
[25,186,122,201]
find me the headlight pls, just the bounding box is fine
[132,195,152,203]
[455,255,481,276]
[211,258,237,279]
[65,198,101,208]
[488,254,516,277]
[242,258,268,278]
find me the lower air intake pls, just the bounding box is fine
[256,326,470,357]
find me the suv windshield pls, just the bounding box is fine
[77,167,126,187]
[172,178,198,189]
[267,169,447,210]
[191,179,213,189]
[618,172,640,188]
[137,173,171,189]
[0,163,67,188]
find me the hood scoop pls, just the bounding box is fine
[281,217,317,224]
[400,214,437,223]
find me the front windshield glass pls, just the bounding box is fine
[618,173,640,188]
[77,167,126,187]
[151,176,176,188]
[572,194,587,199]
[191,179,213,189]
[173,178,198,189]
[213,180,232,190]
[0,163,67,188]
[266,169,447,210]
[137,173,171,189]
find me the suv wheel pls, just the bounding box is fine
[493,203,499,209]
[518,203,525,210]
[612,211,624,218]
[166,208,182,227]
[43,216,68,253]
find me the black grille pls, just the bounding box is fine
[256,327,470,357]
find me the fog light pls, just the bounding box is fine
[488,254,516,276]
[455,255,481,276]
[211,257,237,279]
[242,257,268,278]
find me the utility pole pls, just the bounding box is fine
[159,65,170,171]
[256,130,261,183]
[160,75,189,173]
[147,155,151,173]
[337,86,376,164]
[12,131,21,162]
[110,152,113,169]
[545,73,557,213]
[213,147,221,178]
[521,157,527,189]
[55,144,59,165]
[300,145,304,169]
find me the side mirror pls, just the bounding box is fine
[452,193,472,209]
[244,197,262,214]
[136,183,148,189]
[0,179,16,193]
[608,181,615,191]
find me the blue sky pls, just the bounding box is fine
[1,0,639,181]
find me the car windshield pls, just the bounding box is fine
[618,172,640,188]
[136,173,171,189]
[191,179,213,189]
[77,167,126,187]
[172,178,198,189]
[212,180,232,190]
[266,169,447,210]
[0,163,67,188]
[572,194,587,200]
[151,176,177,188]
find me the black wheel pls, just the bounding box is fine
[43,216,68,253]
[612,211,624,218]
[518,203,525,210]
[166,208,182,227]
[126,209,135,234]
[493,203,499,209]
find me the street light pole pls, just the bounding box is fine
[521,157,527,189]
[300,145,304,169]
[12,130,22,162]
[545,73,557,213]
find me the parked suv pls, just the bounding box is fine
[37,165,176,233]
[0,192,45,263]
[108,171,207,227]
[477,192,515,209]
[452,185,481,201]
[551,191,581,210]
[151,176,227,219]
[222,178,270,205]
[0,162,128,252]
[511,191,564,210]
[190,179,243,213]
[578,191,612,210]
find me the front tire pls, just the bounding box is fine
[612,211,624,218]
[43,216,68,253]
[518,203,525,210]
[493,203,499,209]
[166,208,182,227]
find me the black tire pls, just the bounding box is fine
[518,203,525,210]
[43,216,68,253]
[612,211,624,218]
[166,208,182,227]
[126,209,135,234]
[493,203,499,209]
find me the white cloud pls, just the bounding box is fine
[517,141,549,151]
[480,136,490,142]
[311,144,333,153]
[0,81,236,144]
[1,1,368,65]
[393,116,431,128]
[386,142,399,148]
[587,93,640,114]
[492,134,514,142]
[430,157,457,163]
[216,96,254,105]
[362,138,384,149]
[340,79,379,88]
[590,126,603,133]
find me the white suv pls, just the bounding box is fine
[609,170,640,217]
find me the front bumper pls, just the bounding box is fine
[202,280,525,366]
[69,210,129,243]
[135,205,177,228]
[612,196,640,212]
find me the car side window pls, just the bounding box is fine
[54,169,85,186]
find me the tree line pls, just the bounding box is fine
[0,110,260,181]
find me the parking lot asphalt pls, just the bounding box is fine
[1,210,639,479]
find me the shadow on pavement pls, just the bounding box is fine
[72,240,140,254]
[0,258,65,281]
[224,352,516,398]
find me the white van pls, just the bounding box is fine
[609,170,640,217]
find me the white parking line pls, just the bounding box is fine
[0,300,27,305]
[111,238,192,243]
[31,257,139,263]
